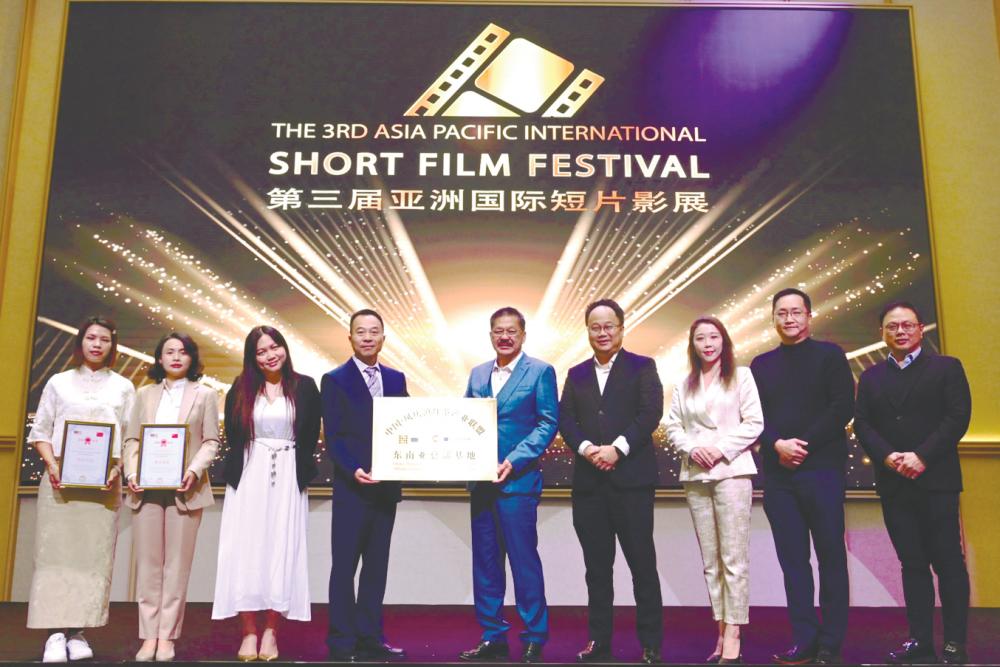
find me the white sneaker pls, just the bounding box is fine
[42,632,67,663]
[66,633,93,661]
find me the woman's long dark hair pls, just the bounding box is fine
[685,316,736,395]
[229,326,299,444]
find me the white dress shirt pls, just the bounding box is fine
[491,351,523,397]
[154,378,187,423]
[577,352,632,457]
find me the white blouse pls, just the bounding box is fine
[28,366,136,458]
[154,378,187,424]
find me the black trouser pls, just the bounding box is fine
[327,487,397,652]
[572,483,663,650]
[763,468,849,652]
[881,486,969,645]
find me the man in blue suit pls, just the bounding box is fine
[322,309,408,661]
[459,306,559,664]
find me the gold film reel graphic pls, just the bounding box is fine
[542,70,606,118]
[404,24,511,117]
[405,24,604,118]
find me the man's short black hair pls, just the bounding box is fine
[350,308,384,330]
[490,306,526,331]
[584,299,625,326]
[772,287,812,313]
[878,300,924,326]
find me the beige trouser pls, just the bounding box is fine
[683,476,753,625]
[133,491,202,639]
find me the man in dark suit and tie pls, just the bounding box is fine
[558,299,665,664]
[854,301,972,665]
[459,306,559,664]
[322,309,408,661]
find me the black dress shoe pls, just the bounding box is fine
[522,642,543,663]
[887,638,938,664]
[773,643,818,664]
[459,640,510,661]
[641,647,662,664]
[359,639,406,659]
[942,641,968,665]
[327,646,357,662]
[814,648,842,665]
[577,640,612,662]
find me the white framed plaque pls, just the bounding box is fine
[137,424,189,489]
[59,420,115,488]
[372,397,498,482]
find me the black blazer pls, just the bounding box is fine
[559,349,664,491]
[321,359,408,503]
[854,351,971,496]
[222,374,322,491]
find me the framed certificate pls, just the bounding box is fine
[372,397,498,482]
[59,420,115,488]
[137,424,189,489]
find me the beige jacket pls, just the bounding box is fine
[123,381,220,511]
[666,366,763,482]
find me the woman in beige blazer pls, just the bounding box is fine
[666,317,764,664]
[123,333,220,662]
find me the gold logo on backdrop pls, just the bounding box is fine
[404,24,604,118]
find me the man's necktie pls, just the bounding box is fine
[364,366,379,397]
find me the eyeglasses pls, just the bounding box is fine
[491,328,522,337]
[774,309,808,320]
[883,322,920,333]
[588,324,621,334]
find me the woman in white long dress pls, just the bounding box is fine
[665,316,764,664]
[212,325,320,662]
[26,316,136,663]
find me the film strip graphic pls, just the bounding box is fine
[404,23,604,118]
[542,69,606,118]
[405,24,511,117]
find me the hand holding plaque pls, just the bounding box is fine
[59,421,115,488]
[137,425,189,489]
[371,397,498,482]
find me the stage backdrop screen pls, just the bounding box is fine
[21,3,938,490]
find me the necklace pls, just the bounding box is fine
[263,381,283,402]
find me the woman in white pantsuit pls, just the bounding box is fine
[666,317,764,664]
[26,316,135,663]
[123,332,220,662]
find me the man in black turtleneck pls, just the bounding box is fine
[750,288,855,665]
[854,301,971,665]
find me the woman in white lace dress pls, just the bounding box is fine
[26,316,135,663]
[212,326,320,662]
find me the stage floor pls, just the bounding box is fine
[1,604,997,664]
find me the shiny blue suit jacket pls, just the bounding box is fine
[464,353,558,495]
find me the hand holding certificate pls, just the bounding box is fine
[137,424,189,489]
[371,397,498,482]
[59,421,115,488]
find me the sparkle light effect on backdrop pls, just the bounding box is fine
[23,4,936,488]
[44,149,929,394]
